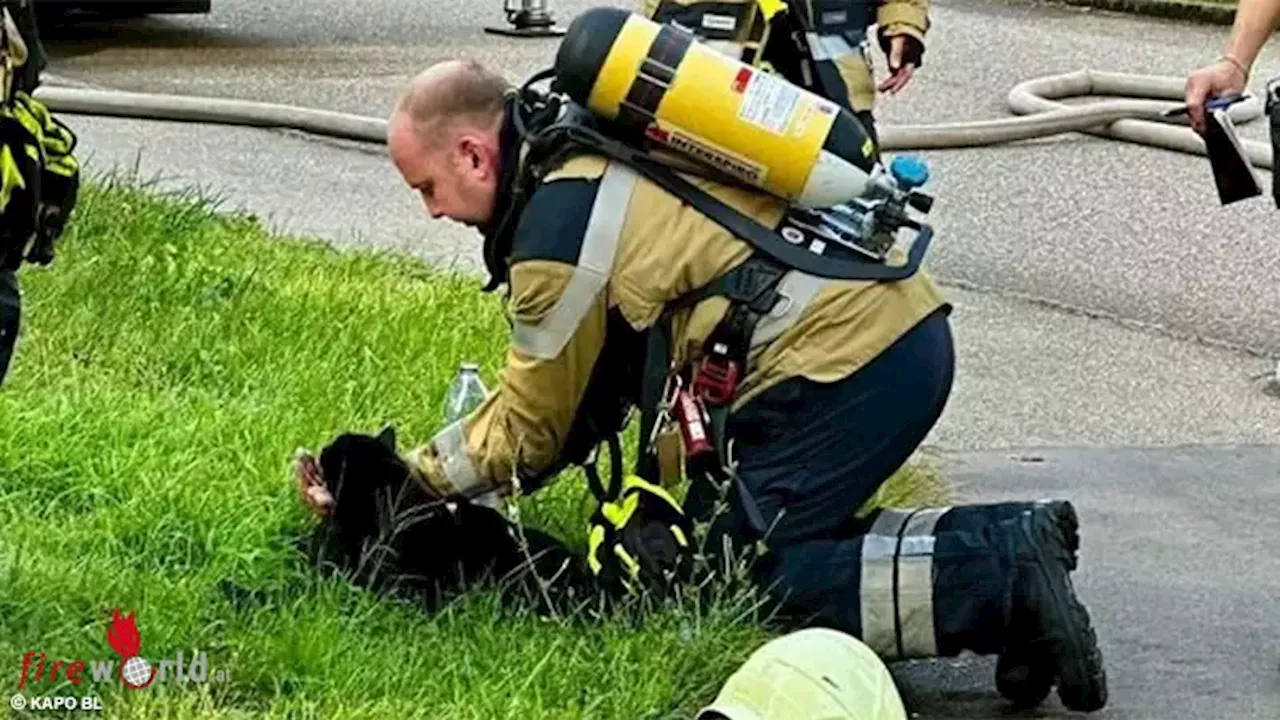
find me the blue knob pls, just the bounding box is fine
[890,155,929,189]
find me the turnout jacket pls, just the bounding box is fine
[639,0,930,113]
[405,145,948,501]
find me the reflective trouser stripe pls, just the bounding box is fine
[801,32,861,112]
[511,162,637,360]
[860,534,900,659]
[702,39,743,58]
[860,507,952,660]
[804,32,858,62]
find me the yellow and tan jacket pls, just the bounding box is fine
[405,149,947,500]
[638,0,929,113]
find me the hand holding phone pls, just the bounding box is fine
[1163,92,1249,119]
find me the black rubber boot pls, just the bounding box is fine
[994,500,1080,708]
[1008,503,1107,712]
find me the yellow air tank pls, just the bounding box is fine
[552,5,883,209]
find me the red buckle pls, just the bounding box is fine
[692,354,740,406]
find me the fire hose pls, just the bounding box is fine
[28,68,1274,171]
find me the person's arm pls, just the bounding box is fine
[404,183,609,500]
[875,0,929,95]
[1224,0,1280,72]
[1184,0,1280,132]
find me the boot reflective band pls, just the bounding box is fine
[860,506,951,660]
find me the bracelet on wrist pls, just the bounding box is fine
[1218,53,1249,79]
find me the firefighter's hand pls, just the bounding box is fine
[877,33,924,95]
[587,476,693,594]
[293,448,334,519]
[1184,57,1248,134]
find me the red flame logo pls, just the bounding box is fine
[106,608,141,658]
[106,607,156,689]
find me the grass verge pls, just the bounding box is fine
[0,173,945,719]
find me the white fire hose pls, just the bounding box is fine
[30,68,1275,172]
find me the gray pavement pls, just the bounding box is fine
[24,0,1280,717]
[34,0,1280,354]
[891,446,1280,720]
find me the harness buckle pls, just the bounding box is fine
[692,342,741,407]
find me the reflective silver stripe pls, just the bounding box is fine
[859,506,952,660]
[859,534,899,658]
[511,162,638,360]
[429,419,484,496]
[805,32,858,61]
[903,508,949,537]
[897,507,949,658]
[750,270,830,349]
[702,39,744,59]
[868,507,912,536]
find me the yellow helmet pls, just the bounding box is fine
[697,628,908,720]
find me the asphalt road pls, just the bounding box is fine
[894,446,1280,720]
[33,0,1280,355]
[23,1,1280,718]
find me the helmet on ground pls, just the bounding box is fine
[696,627,908,720]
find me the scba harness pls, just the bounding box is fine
[1,1,79,271]
[493,58,939,593]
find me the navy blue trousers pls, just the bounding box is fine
[682,306,1023,654]
[718,305,956,545]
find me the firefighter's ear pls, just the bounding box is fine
[375,424,397,451]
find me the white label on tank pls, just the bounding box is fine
[738,71,801,135]
[701,14,737,31]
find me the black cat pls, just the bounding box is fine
[303,426,594,614]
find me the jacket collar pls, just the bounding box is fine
[479,94,524,292]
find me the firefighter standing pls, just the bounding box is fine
[639,0,927,150]
[294,58,1107,713]
[0,0,80,386]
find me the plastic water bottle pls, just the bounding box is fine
[441,363,502,510]
[443,363,488,424]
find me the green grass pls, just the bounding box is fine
[0,173,946,719]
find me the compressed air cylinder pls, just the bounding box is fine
[553,6,881,208]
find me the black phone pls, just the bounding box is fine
[1203,104,1262,205]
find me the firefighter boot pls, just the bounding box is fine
[994,500,1080,708]
[1008,502,1107,712]
[858,501,1086,709]
[756,505,1024,671]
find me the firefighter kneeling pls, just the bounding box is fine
[293,50,1107,712]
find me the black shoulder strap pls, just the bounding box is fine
[552,123,933,283]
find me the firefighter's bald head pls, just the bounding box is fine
[388,60,512,229]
